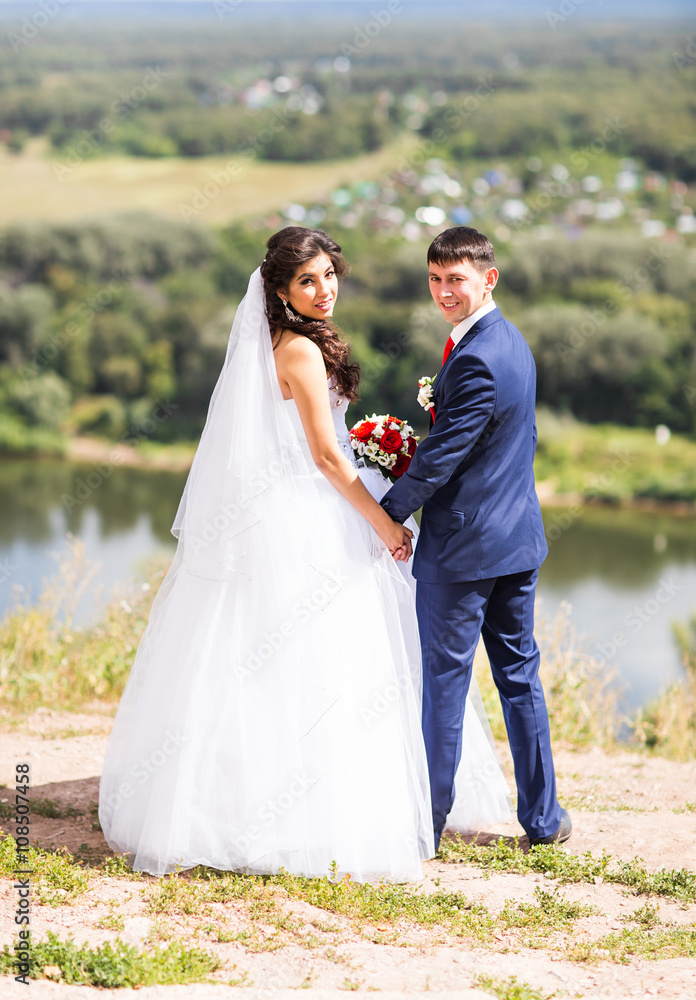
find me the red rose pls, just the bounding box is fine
[392,454,411,478]
[354,420,376,442]
[380,429,403,454]
[406,436,417,457]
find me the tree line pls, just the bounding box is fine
[0,214,694,455]
[1,20,695,177]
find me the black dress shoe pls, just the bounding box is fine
[529,808,572,847]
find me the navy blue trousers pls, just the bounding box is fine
[416,569,562,847]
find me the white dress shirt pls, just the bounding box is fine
[449,299,497,348]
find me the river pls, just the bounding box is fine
[1,458,695,710]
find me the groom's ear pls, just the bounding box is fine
[485,267,499,294]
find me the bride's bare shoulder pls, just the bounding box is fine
[274,330,322,364]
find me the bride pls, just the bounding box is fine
[99,226,511,881]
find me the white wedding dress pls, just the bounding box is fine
[99,270,510,881]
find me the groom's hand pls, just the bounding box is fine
[391,525,413,562]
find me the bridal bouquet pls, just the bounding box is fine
[350,413,419,481]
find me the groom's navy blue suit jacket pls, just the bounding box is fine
[381,307,548,583]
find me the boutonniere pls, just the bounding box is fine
[417,376,435,412]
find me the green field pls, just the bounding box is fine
[0,137,417,226]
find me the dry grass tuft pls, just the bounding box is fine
[630,614,696,760]
[0,536,164,713]
[475,600,624,751]
[1,539,694,761]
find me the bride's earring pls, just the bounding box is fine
[282,299,299,322]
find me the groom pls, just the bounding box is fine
[381,226,570,850]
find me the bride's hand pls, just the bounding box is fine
[382,521,413,562]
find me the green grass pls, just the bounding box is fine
[568,925,696,964]
[475,974,557,1000]
[0,833,145,905]
[437,836,696,904]
[143,863,696,966]
[96,902,126,932]
[560,793,655,814]
[275,867,494,942]
[149,864,495,946]
[500,886,597,933]
[2,829,693,980]
[626,902,662,928]
[31,798,83,819]
[100,852,143,879]
[0,833,90,905]
[0,136,418,227]
[0,932,220,987]
[536,411,696,505]
[148,871,331,953]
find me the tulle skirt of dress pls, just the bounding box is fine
[99,454,511,882]
[100,455,438,881]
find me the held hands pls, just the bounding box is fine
[385,521,414,562]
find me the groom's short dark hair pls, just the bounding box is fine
[427,227,495,273]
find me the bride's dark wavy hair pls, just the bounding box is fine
[260,226,360,402]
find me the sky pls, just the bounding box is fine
[0,0,694,14]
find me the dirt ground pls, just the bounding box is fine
[1,708,695,1000]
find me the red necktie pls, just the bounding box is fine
[431,337,455,422]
